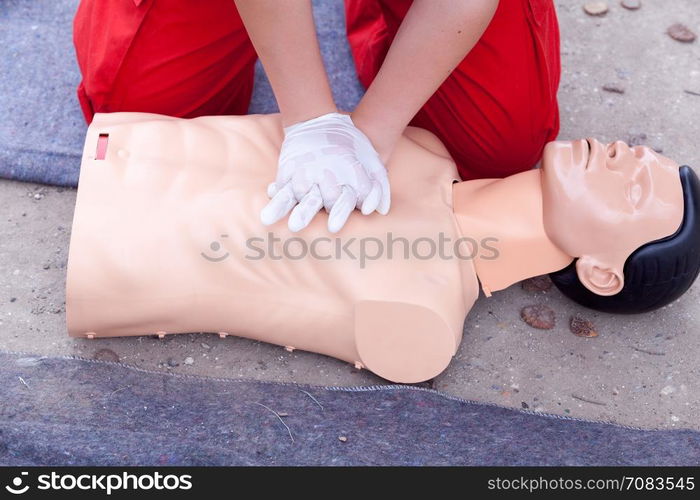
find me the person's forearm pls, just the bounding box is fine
[352,0,499,162]
[234,0,336,126]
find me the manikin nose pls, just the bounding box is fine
[604,141,634,174]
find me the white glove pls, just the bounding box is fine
[260,112,391,233]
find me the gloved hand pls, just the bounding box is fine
[260,112,391,233]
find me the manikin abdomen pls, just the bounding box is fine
[66,113,478,383]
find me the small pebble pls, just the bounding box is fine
[338,436,348,443]
[9,297,16,303]
[33,193,44,200]
[570,315,599,338]
[520,304,556,330]
[521,275,553,293]
[521,402,529,409]
[602,83,625,94]
[667,23,696,43]
[93,348,120,363]
[184,356,194,365]
[612,387,620,395]
[201,342,211,349]
[620,0,641,10]
[583,1,608,16]
[166,358,179,367]
[660,385,675,396]
[42,263,50,270]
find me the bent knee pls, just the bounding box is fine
[452,126,558,180]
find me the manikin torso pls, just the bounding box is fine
[67,113,568,383]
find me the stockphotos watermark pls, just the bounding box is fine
[4,470,192,495]
[200,232,500,269]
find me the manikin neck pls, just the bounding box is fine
[453,169,574,296]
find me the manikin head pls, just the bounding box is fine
[541,138,700,313]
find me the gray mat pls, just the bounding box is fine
[0,0,364,187]
[1,350,699,466]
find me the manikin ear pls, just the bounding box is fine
[575,255,625,296]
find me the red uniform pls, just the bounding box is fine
[73,0,560,180]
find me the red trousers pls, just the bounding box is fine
[73,0,561,180]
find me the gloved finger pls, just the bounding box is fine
[260,183,296,226]
[360,180,381,215]
[288,185,324,232]
[319,170,342,212]
[266,182,278,199]
[365,155,391,215]
[377,172,391,215]
[291,170,315,202]
[328,185,357,234]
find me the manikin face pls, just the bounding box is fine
[541,138,684,296]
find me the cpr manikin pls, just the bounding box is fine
[66,113,700,383]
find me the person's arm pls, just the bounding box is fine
[351,0,499,162]
[233,0,336,126]
[236,1,390,232]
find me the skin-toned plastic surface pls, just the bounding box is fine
[452,171,573,297]
[454,138,684,297]
[65,113,684,383]
[541,139,683,296]
[66,112,475,383]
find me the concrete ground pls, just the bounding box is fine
[1,1,699,430]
